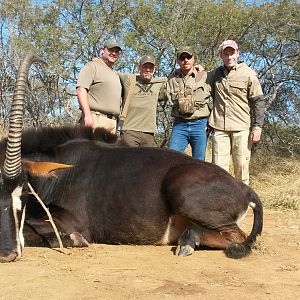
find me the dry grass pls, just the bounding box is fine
[186,142,300,211]
[250,155,300,210]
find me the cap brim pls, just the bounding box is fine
[177,51,193,58]
[141,60,155,65]
[222,46,237,51]
[108,46,122,50]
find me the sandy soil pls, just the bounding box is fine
[1,209,299,300]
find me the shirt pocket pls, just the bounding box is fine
[169,80,181,102]
[228,80,248,98]
[229,80,247,91]
[194,86,209,106]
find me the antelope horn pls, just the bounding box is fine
[4,53,47,179]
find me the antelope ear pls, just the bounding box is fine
[22,160,74,177]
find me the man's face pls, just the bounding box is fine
[177,53,195,74]
[221,47,239,70]
[139,62,156,82]
[101,47,121,68]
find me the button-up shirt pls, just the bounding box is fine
[209,62,264,131]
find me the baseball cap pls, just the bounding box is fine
[104,38,122,50]
[177,46,194,59]
[219,40,238,52]
[139,55,156,65]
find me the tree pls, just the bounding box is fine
[0,0,299,154]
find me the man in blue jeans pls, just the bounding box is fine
[161,46,212,160]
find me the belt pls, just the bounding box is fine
[175,117,206,122]
[92,111,118,120]
[122,130,154,136]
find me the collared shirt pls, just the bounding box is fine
[161,67,212,120]
[208,62,264,131]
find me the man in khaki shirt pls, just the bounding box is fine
[76,39,122,133]
[209,40,265,184]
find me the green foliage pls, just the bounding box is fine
[0,0,299,154]
[255,123,300,157]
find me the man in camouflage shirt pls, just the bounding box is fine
[160,47,212,160]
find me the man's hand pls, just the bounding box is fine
[84,113,94,128]
[194,64,204,72]
[206,125,214,137]
[77,87,94,128]
[251,127,262,143]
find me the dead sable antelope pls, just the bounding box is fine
[0,54,263,263]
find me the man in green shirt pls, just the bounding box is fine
[119,55,166,147]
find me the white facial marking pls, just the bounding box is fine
[12,185,23,211]
[11,185,24,257]
[19,205,26,248]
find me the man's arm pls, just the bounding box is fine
[248,73,265,143]
[250,95,264,143]
[76,87,94,128]
[158,80,171,108]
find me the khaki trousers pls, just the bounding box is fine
[212,129,251,185]
[81,111,117,134]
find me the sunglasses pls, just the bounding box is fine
[179,54,193,61]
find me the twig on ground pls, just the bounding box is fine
[27,182,65,253]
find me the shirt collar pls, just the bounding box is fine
[179,67,197,78]
[222,61,244,74]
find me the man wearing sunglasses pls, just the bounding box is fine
[161,47,212,160]
[76,38,122,133]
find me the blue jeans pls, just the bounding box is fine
[168,118,208,160]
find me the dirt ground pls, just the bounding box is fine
[1,209,299,300]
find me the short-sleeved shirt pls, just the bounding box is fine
[120,75,166,133]
[209,62,264,131]
[161,68,212,120]
[76,60,122,115]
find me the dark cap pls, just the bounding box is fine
[177,46,194,59]
[219,40,238,52]
[104,38,122,50]
[139,55,156,65]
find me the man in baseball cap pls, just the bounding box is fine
[177,46,195,59]
[103,38,122,51]
[76,38,123,133]
[101,38,122,68]
[138,55,156,82]
[209,39,265,184]
[139,54,156,66]
[119,54,167,147]
[218,40,238,52]
[218,39,240,70]
[159,45,211,161]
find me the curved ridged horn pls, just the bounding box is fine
[4,53,47,179]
